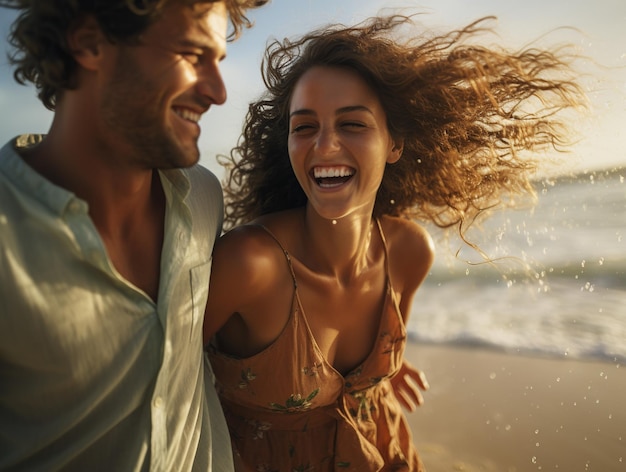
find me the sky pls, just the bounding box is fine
[0,0,624,179]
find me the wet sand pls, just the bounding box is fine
[404,343,626,471]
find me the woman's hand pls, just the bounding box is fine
[390,359,429,412]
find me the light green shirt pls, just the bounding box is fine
[0,135,232,471]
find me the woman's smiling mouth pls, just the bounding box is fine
[311,165,355,188]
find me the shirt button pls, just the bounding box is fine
[153,396,163,409]
[67,200,82,214]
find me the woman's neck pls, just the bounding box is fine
[298,207,377,285]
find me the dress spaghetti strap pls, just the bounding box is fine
[253,224,298,289]
[255,220,391,293]
[374,218,402,310]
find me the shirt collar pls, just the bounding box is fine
[0,135,75,216]
[0,134,193,215]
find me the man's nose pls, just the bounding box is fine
[196,62,227,105]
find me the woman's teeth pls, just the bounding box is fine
[312,166,355,187]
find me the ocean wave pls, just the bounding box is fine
[425,257,626,291]
[406,166,626,365]
[408,278,626,365]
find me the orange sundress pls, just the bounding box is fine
[207,222,425,471]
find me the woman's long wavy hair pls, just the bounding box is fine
[1,0,267,110]
[221,14,586,234]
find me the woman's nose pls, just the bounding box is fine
[314,127,341,156]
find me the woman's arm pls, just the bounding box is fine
[203,225,295,355]
[203,229,251,345]
[384,216,435,409]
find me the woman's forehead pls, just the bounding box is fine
[290,66,380,111]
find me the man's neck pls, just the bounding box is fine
[23,122,161,233]
[22,129,167,300]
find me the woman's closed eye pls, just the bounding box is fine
[290,123,317,134]
[340,121,367,130]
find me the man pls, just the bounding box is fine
[0,0,266,470]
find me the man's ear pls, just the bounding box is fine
[387,138,404,164]
[67,15,107,71]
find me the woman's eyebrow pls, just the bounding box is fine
[289,105,373,119]
[335,105,373,116]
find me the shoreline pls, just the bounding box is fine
[404,342,625,471]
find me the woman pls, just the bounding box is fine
[204,14,585,471]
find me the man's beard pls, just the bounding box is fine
[100,54,200,170]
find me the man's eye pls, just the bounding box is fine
[182,53,202,64]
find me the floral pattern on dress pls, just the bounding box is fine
[348,391,378,421]
[238,367,257,391]
[379,331,405,355]
[269,388,319,412]
[246,418,272,439]
[301,361,322,377]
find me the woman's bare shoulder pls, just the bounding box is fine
[380,215,434,256]
[216,223,279,255]
[212,224,288,293]
[379,215,435,291]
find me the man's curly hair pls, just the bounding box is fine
[1,0,268,110]
[221,14,587,234]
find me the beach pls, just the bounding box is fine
[405,342,626,472]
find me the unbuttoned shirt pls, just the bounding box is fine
[0,135,232,471]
